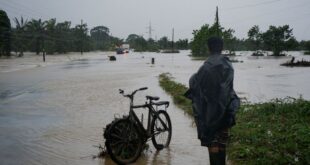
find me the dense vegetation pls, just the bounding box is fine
[159,73,310,165]
[190,8,305,56]
[0,10,189,56]
[191,8,236,56]
[1,9,310,57]
[126,35,189,52]
[0,10,11,56]
[9,16,122,56]
[229,98,310,164]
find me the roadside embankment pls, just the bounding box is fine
[159,73,310,165]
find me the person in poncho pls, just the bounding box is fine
[185,37,240,165]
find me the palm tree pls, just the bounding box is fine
[55,21,72,53]
[0,10,12,56]
[27,19,46,55]
[14,16,28,57]
[44,18,56,54]
[74,23,88,54]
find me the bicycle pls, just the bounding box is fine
[103,87,172,165]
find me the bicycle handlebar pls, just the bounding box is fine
[119,87,148,99]
[139,87,148,91]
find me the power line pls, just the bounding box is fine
[6,0,50,18]
[223,0,286,11]
[224,2,310,25]
[0,1,44,18]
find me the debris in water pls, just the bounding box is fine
[281,58,310,67]
[93,144,108,159]
[108,56,116,61]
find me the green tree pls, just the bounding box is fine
[158,36,169,49]
[126,34,147,51]
[13,16,28,56]
[27,19,46,55]
[190,7,235,56]
[306,41,310,51]
[0,10,12,56]
[55,21,72,53]
[45,18,56,54]
[74,22,88,54]
[223,28,236,54]
[191,24,219,56]
[90,26,110,50]
[110,36,123,50]
[175,39,189,50]
[301,40,310,54]
[248,25,262,50]
[262,25,293,56]
[285,37,299,51]
[147,38,159,52]
[126,34,140,48]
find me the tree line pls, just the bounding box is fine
[0,10,189,56]
[0,10,124,56]
[190,8,310,56]
[1,9,310,57]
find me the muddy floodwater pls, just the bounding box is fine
[0,51,309,165]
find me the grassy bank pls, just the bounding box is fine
[159,73,310,165]
[159,73,192,116]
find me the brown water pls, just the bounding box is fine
[0,51,309,165]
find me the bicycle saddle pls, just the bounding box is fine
[153,101,170,108]
[146,95,160,101]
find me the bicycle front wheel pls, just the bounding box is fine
[151,110,172,150]
[105,118,143,164]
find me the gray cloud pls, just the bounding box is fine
[1,0,310,40]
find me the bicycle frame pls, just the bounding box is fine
[120,88,169,141]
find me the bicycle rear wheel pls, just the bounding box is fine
[151,110,172,150]
[105,118,143,164]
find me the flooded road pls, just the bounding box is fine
[0,51,310,164]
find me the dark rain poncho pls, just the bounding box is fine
[185,54,240,146]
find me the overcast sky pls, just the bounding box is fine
[1,0,310,41]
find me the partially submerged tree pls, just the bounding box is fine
[302,41,310,54]
[27,19,46,55]
[13,16,28,56]
[90,26,110,50]
[158,36,169,50]
[45,18,57,54]
[126,34,147,51]
[54,21,72,54]
[223,28,236,55]
[248,25,262,51]
[0,10,12,56]
[175,39,189,50]
[262,25,293,56]
[74,22,88,54]
[190,7,236,56]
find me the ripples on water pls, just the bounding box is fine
[0,51,309,164]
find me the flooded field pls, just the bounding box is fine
[0,50,309,165]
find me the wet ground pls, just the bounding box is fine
[0,50,309,165]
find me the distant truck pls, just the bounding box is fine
[121,44,130,53]
[115,44,130,54]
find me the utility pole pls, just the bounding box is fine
[80,19,83,55]
[43,40,45,62]
[42,30,46,62]
[171,28,174,50]
[215,6,220,37]
[146,22,154,40]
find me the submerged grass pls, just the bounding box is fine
[159,73,193,116]
[159,73,310,165]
